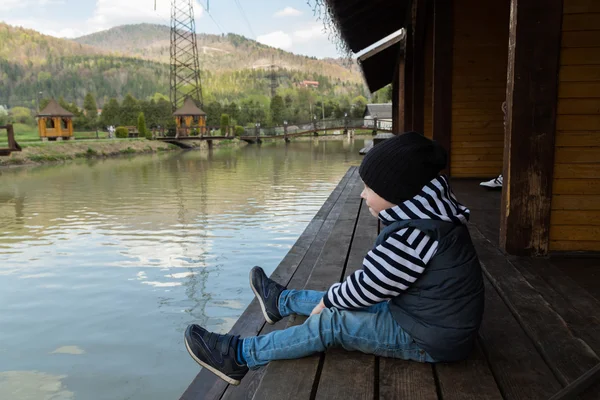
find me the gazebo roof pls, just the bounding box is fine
[173,98,206,116]
[37,99,74,117]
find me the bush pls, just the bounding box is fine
[115,126,128,138]
[234,125,245,137]
[137,112,148,139]
[220,113,230,135]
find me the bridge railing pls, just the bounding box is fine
[239,118,394,137]
[156,119,396,139]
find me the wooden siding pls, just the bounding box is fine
[424,8,433,140]
[550,0,600,252]
[450,0,509,178]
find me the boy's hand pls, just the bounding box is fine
[310,299,326,316]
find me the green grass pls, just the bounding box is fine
[11,123,109,142]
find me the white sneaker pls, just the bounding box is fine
[480,175,503,188]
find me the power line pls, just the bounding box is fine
[197,1,225,34]
[233,0,256,39]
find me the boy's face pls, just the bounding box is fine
[361,184,396,217]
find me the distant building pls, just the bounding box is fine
[297,80,320,88]
[363,103,392,130]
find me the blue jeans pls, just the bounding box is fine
[242,289,435,369]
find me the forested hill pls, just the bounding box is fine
[0,23,365,109]
[74,24,361,82]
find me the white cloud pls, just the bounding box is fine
[257,31,293,50]
[256,24,329,53]
[5,18,84,38]
[293,24,325,42]
[274,7,302,18]
[87,0,203,33]
[3,0,64,11]
[4,0,204,39]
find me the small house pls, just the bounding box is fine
[173,97,207,137]
[36,99,74,141]
[363,103,393,130]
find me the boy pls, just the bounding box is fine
[184,131,484,385]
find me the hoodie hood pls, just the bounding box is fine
[378,175,470,226]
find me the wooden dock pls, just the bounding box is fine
[181,167,600,400]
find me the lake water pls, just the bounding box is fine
[0,139,366,400]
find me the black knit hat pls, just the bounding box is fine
[359,132,447,204]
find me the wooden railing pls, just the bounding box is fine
[0,124,22,156]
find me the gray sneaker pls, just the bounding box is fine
[249,266,285,324]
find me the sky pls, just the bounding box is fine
[1,0,344,59]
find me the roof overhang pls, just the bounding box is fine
[325,0,409,53]
[358,32,404,93]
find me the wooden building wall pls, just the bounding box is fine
[450,0,510,178]
[423,9,433,140]
[550,0,600,252]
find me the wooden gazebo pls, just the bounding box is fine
[37,99,74,141]
[173,97,206,137]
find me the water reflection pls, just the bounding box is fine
[0,139,365,399]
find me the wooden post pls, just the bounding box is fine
[432,0,453,175]
[411,0,428,134]
[5,124,20,152]
[404,15,414,132]
[500,0,563,256]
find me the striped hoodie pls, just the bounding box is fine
[323,175,470,310]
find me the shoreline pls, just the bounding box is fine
[0,135,370,167]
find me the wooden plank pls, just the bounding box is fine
[179,168,357,400]
[424,7,434,141]
[501,0,563,256]
[451,141,504,148]
[557,99,600,114]
[558,83,600,99]
[551,210,600,225]
[452,147,504,155]
[452,133,504,140]
[472,227,600,385]
[553,163,600,179]
[432,0,453,175]
[550,225,600,241]
[411,0,428,134]
[562,13,600,32]
[560,49,600,66]
[555,147,600,163]
[550,363,600,400]
[434,342,502,400]
[379,359,437,400]
[392,60,401,133]
[550,240,600,251]
[452,114,507,122]
[451,170,503,178]
[556,115,600,130]
[563,0,600,14]
[559,65,600,82]
[315,198,378,400]
[552,179,600,194]
[452,154,503,162]
[451,161,503,168]
[555,132,600,147]
[252,173,363,399]
[478,279,563,399]
[452,121,504,130]
[555,164,600,180]
[551,194,600,209]
[560,31,600,48]
[404,7,415,132]
[509,256,600,355]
